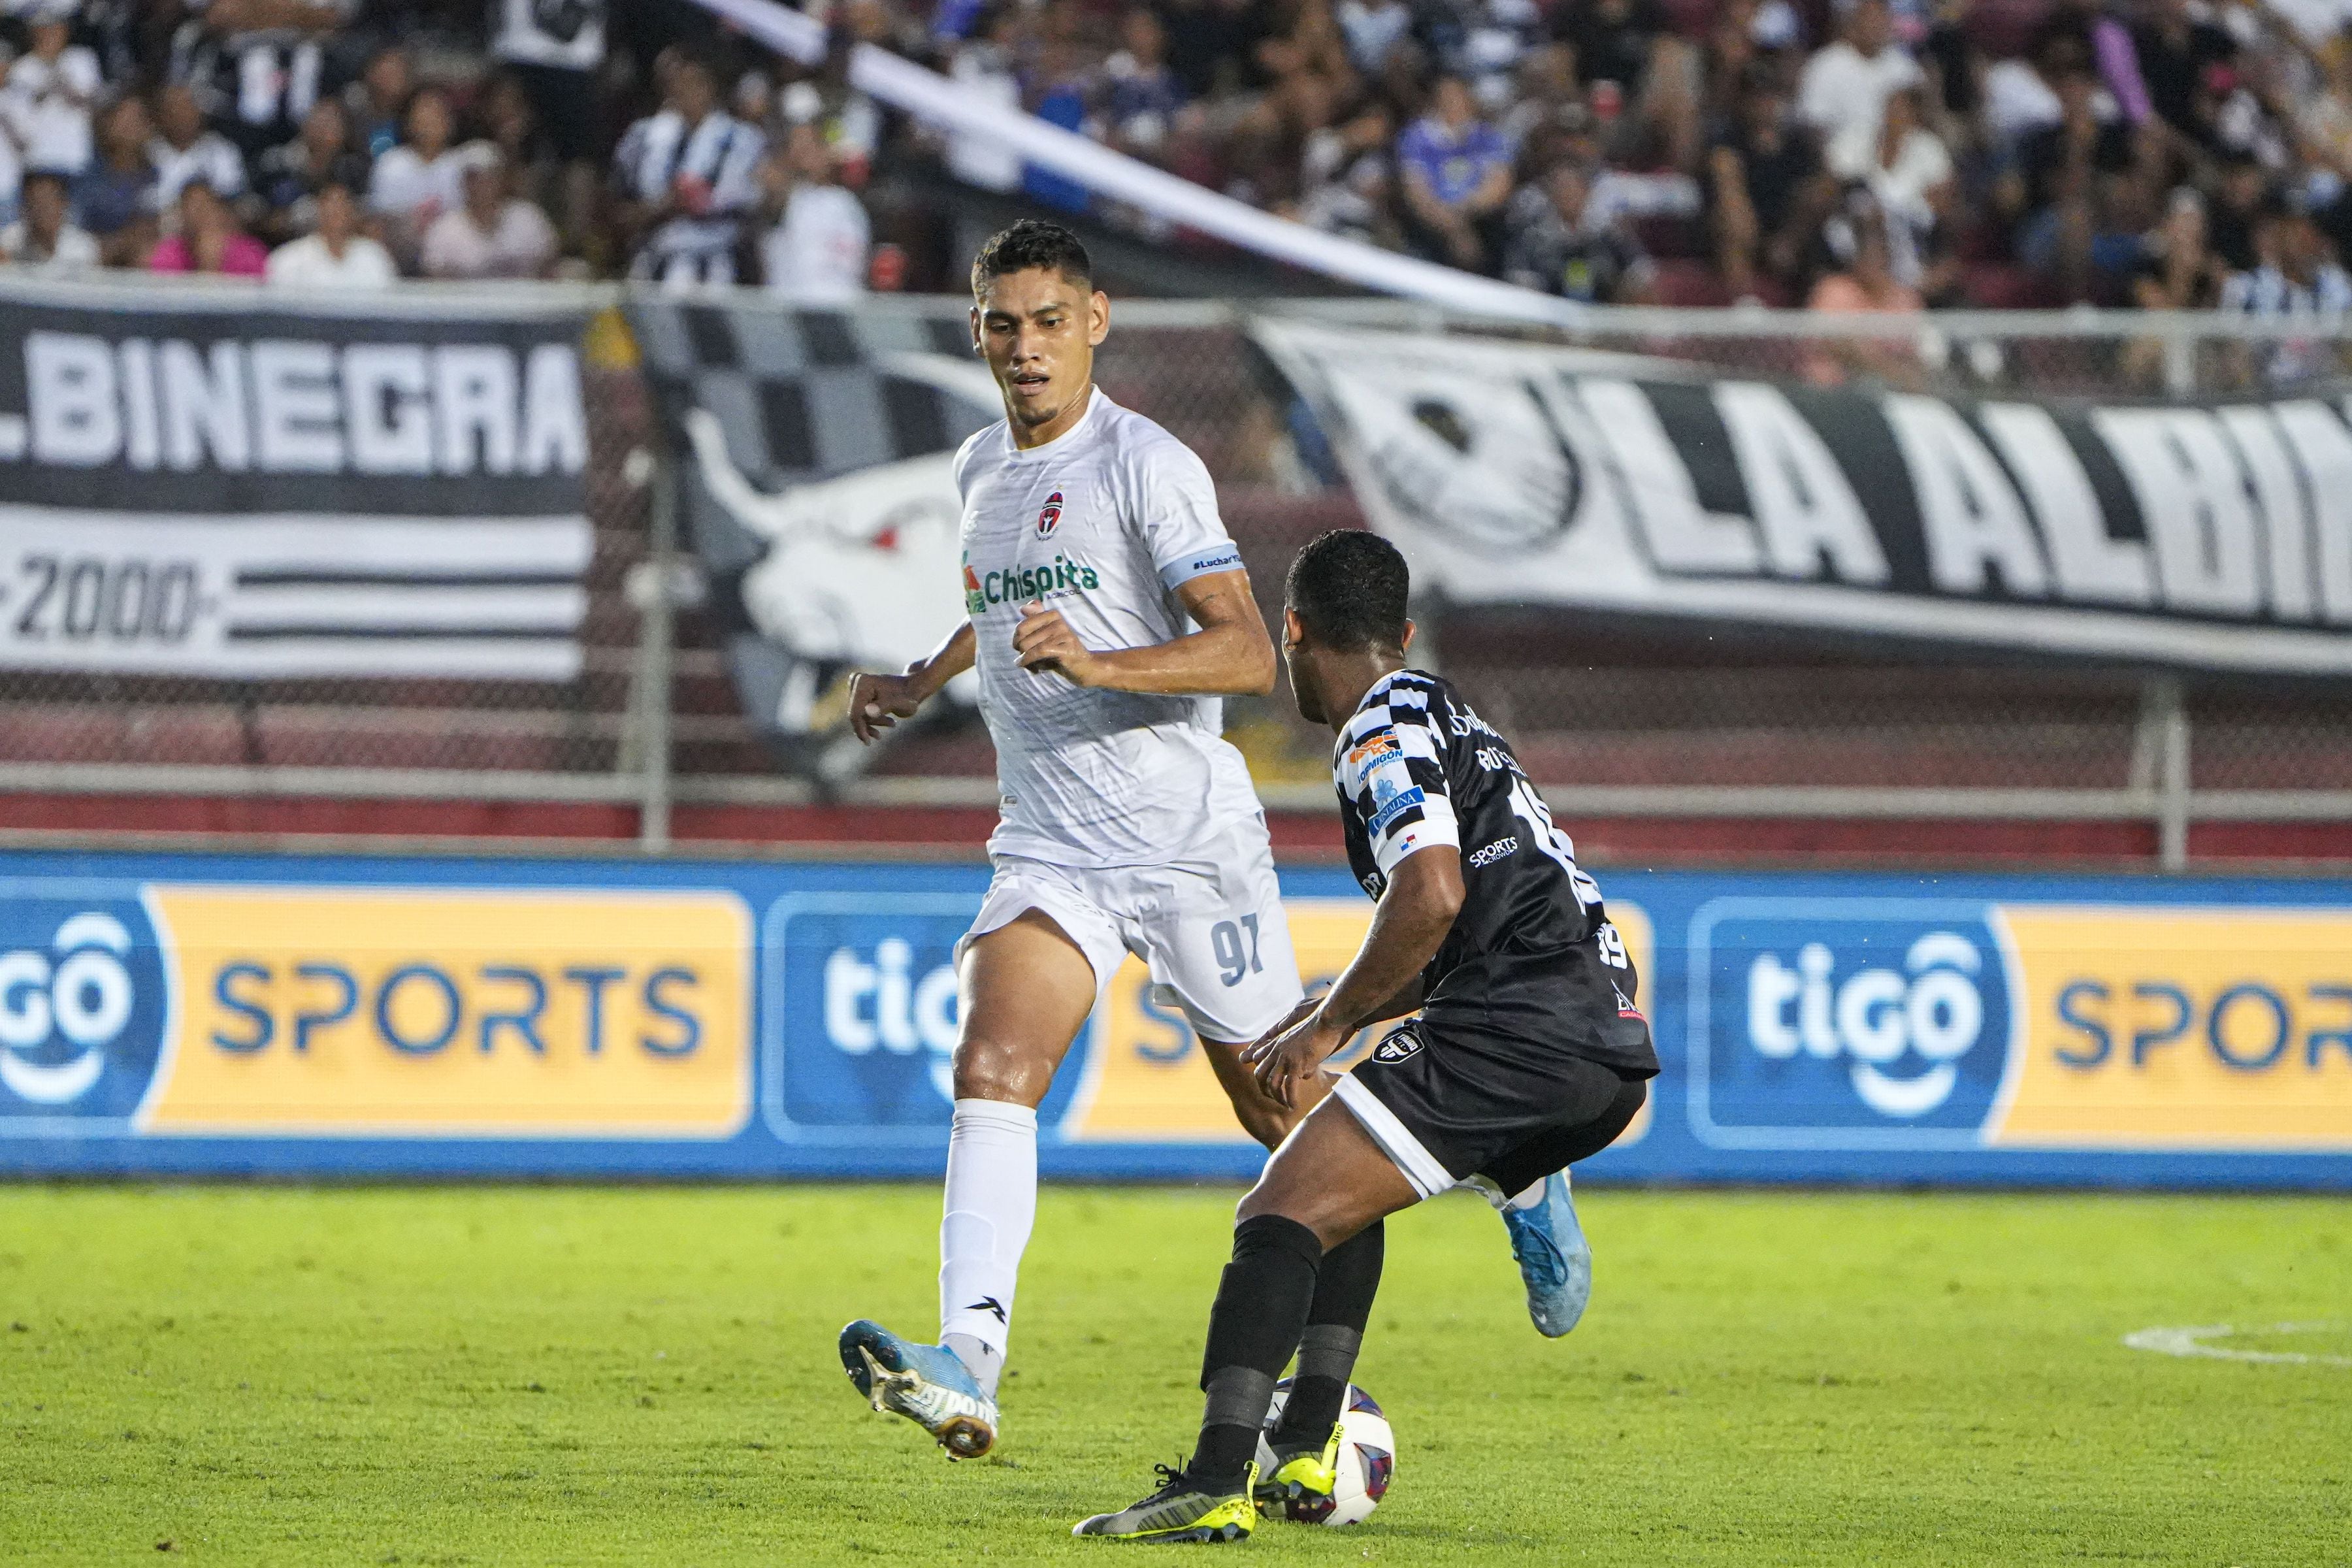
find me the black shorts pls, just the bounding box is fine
[1333,1017,1651,1200]
[504,59,601,163]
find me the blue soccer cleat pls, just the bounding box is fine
[1500,1169,1593,1337]
[838,1318,1000,1459]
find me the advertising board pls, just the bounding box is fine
[2,851,2344,1185]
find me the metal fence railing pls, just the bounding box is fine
[3,284,2350,867]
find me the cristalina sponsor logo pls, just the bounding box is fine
[1066,898,1652,1149]
[1989,906,2352,1149]
[142,886,751,1137]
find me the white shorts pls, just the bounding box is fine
[956,815,1303,1045]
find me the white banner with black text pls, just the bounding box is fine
[1255,319,2352,676]
[0,284,596,681]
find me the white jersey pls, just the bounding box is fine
[491,0,606,72]
[954,387,1263,870]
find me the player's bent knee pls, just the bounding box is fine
[951,1036,1059,1107]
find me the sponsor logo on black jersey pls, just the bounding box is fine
[1468,835,1518,868]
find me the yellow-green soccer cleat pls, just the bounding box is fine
[1254,1425,1341,1522]
[1073,1462,1259,1543]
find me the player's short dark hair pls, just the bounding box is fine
[971,219,1092,297]
[1286,530,1410,653]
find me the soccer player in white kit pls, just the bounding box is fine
[832,221,1591,1463]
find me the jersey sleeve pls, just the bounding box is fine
[1336,692,1460,876]
[1133,433,1245,592]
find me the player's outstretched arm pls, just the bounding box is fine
[1011,569,1275,696]
[847,621,977,745]
[1246,845,1465,1107]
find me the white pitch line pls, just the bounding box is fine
[2123,1322,2352,1367]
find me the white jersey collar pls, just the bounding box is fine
[1002,384,1106,460]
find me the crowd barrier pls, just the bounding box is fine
[3,847,2345,1187]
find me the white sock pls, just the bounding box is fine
[938,1097,1037,1399]
[1463,1173,1556,1212]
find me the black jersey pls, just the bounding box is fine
[1333,668,1656,1075]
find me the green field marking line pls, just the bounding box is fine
[2123,1321,2352,1367]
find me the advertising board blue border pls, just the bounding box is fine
[0,847,2345,1187]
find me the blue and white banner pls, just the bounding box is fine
[1,847,2347,1186]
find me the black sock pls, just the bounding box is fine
[1188,1213,1324,1485]
[1271,1219,1382,1448]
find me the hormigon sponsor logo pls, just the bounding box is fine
[963,552,1102,614]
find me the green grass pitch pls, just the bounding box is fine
[4,1185,2349,1566]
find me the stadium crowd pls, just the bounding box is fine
[1,0,2349,315]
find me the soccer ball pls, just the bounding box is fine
[1256,1379,1396,1526]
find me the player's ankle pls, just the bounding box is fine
[1183,1460,1251,1495]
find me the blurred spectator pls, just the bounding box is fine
[760,122,868,303]
[171,0,355,159]
[1810,189,1923,311]
[1503,159,1658,302]
[2222,197,2352,314]
[2131,185,2221,308]
[1297,99,1398,246]
[73,95,158,267]
[2012,63,2138,299]
[1,168,99,270]
[1552,0,1701,170]
[421,142,558,278]
[2,2,103,176]
[2206,151,2270,271]
[1830,86,1956,299]
[1336,0,1412,76]
[368,85,467,254]
[487,0,604,254]
[1397,73,1512,270]
[1103,7,1187,161]
[2131,0,2237,144]
[2223,197,2352,382]
[943,10,1022,193]
[344,44,412,161]
[1711,68,1831,301]
[266,178,396,286]
[1796,0,1923,149]
[612,48,765,286]
[254,96,367,244]
[150,84,248,211]
[148,179,267,276]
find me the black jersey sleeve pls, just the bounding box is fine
[1333,678,1460,875]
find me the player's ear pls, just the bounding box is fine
[1282,606,1304,648]
[969,305,983,355]
[1400,619,1416,654]
[1088,289,1109,346]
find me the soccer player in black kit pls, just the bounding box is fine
[1075,531,1658,1543]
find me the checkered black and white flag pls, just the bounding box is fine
[629,300,1002,768]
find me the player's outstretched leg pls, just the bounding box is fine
[838,1318,1000,1459]
[838,911,1096,1458]
[1497,1170,1593,1337]
[1076,1098,1418,1542]
[1257,1220,1383,1521]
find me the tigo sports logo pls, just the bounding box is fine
[1690,900,2012,1149]
[764,895,970,1134]
[0,892,167,1124]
